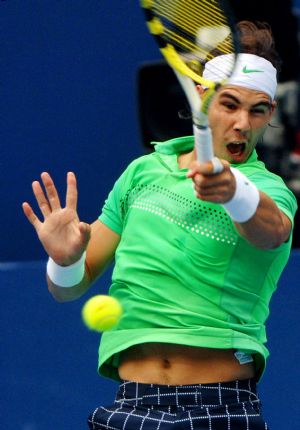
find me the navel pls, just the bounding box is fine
[162,358,171,369]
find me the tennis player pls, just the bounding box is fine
[23,21,297,429]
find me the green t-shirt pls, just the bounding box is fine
[98,136,297,382]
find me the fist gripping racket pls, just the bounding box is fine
[140,0,239,171]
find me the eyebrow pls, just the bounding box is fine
[219,92,272,109]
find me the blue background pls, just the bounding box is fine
[1,1,299,429]
[0,0,157,262]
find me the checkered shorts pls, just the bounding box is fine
[87,379,269,429]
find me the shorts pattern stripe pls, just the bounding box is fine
[88,379,269,429]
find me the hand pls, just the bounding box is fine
[22,172,91,266]
[187,159,236,203]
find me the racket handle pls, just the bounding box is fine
[193,124,214,162]
[193,125,224,173]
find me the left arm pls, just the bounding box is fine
[234,191,292,249]
[188,160,292,249]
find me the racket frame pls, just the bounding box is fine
[141,0,239,166]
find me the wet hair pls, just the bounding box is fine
[237,21,282,73]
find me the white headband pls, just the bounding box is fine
[203,53,277,100]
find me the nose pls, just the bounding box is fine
[233,110,251,134]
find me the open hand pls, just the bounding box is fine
[22,172,91,266]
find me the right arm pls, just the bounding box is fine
[22,171,120,302]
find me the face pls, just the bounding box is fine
[201,85,276,163]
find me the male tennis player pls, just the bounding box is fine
[23,21,297,429]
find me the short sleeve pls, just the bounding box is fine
[98,160,139,234]
[98,176,124,235]
[250,172,298,225]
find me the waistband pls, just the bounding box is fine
[116,379,259,407]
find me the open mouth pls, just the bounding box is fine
[226,142,246,157]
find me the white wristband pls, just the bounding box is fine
[47,252,86,288]
[222,168,260,223]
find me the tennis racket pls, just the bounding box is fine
[140,0,239,171]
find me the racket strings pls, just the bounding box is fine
[143,0,237,81]
[154,0,233,45]
[157,1,223,34]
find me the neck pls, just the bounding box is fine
[178,149,197,169]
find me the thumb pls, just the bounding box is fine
[79,222,91,247]
[187,160,213,177]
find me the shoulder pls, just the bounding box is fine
[236,157,292,191]
[124,152,161,171]
[110,152,165,194]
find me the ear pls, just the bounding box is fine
[270,100,277,113]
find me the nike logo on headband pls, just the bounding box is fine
[242,65,264,74]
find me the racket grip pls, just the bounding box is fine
[193,124,214,162]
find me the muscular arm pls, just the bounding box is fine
[234,191,292,249]
[188,161,293,250]
[47,220,121,302]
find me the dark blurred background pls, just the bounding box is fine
[1,1,299,429]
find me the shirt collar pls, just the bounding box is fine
[152,136,259,165]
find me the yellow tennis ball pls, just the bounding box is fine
[81,295,123,332]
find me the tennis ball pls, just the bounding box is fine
[81,295,123,332]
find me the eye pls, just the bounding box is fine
[251,106,270,115]
[251,108,265,114]
[222,102,237,111]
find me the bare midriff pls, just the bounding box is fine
[118,343,255,385]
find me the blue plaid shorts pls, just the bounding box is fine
[88,378,269,429]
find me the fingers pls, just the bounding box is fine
[37,171,78,211]
[79,222,91,247]
[187,158,228,177]
[65,172,78,210]
[22,202,42,231]
[27,172,61,220]
[24,171,79,219]
[187,160,235,203]
[192,173,228,190]
[192,178,230,202]
[40,172,62,211]
[193,187,229,202]
[32,180,52,218]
